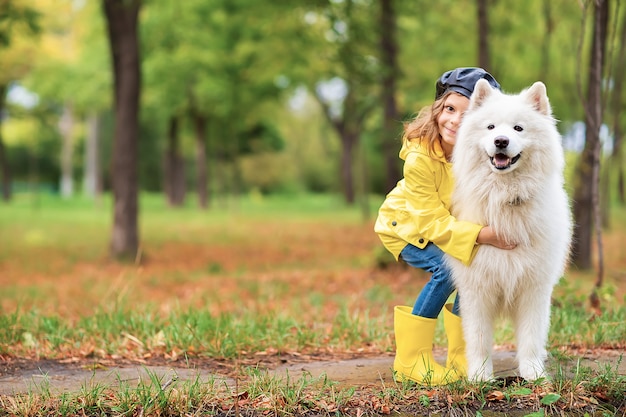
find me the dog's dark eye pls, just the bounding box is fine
[487,124,495,130]
[514,125,523,132]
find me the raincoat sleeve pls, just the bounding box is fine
[403,152,482,265]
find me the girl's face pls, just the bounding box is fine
[437,92,470,156]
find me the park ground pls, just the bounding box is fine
[0,195,625,415]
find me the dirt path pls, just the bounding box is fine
[1,350,623,396]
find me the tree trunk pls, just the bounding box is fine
[0,84,12,202]
[103,0,141,261]
[193,112,209,209]
[539,0,553,81]
[340,127,357,205]
[610,5,626,205]
[83,112,102,200]
[316,95,363,205]
[571,0,608,270]
[379,0,400,193]
[58,104,75,198]
[163,116,185,207]
[476,0,491,71]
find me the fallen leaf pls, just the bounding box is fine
[487,390,505,401]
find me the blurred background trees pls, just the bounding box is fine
[0,0,623,265]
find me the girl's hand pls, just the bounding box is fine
[477,226,517,250]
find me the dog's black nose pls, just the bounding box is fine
[494,136,509,149]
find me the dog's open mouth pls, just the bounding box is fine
[490,153,521,170]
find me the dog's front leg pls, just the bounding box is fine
[460,295,495,381]
[513,289,551,381]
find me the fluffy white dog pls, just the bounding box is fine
[447,79,572,381]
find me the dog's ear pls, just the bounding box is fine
[468,79,494,110]
[525,82,552,116]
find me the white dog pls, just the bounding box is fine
[447,79,572,381]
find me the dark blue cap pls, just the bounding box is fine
[435,67,500,100]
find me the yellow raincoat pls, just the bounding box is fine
[374,138,482,266]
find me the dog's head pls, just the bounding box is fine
[456,79,562,176]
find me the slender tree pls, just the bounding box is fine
[316,89,372,205]
[379,0,401,193]
[572,0,608,275]
[83,112,102,199]
[163,116,185,207]
[314,0,379,205]
[192,111,209,209]
[102,0,142,260]
[476,0,491,71]
[0,85,10,201]
[58,104,75,198]
[539,0,553,81]
[609,5,626,205]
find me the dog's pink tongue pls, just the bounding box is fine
[494,154,511,168]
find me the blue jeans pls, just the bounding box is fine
[399,243,460,318]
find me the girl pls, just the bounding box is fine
[374,67,515,385]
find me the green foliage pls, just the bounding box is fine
[3,106,62,187]
[239,152,299,194]
[0,1,41,47]
[23,1,111,114]
[138,114,166,192]
[4,0,624,200]
[239,121,284,154]
[299,157,338,193]
[6,142,61,188]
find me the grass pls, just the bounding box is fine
[0,301,624,363]
[0,304,392,359]
[1,361,623,416]
[1,192,626,415]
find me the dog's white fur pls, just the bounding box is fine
[447,79,572,381]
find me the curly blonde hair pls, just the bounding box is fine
[402,91,452,159]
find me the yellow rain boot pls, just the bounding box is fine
[443,303,467,377]
[393,305,458,385]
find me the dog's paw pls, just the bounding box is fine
[518,365,548,382]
